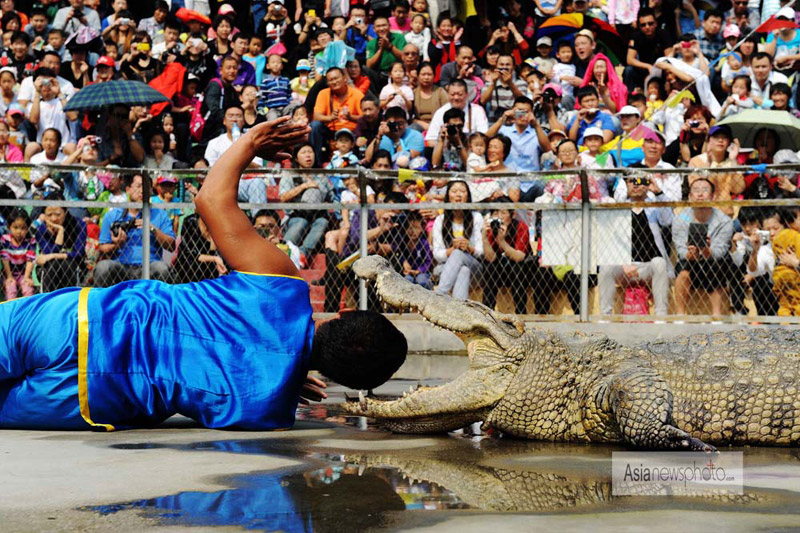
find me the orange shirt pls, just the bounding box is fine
[314,85,363,131]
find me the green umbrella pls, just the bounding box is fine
[63,80,169,112]
[716,109,800,151]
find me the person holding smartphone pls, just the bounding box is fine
[672,178,734,317]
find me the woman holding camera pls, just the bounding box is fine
[431,180,483,301]
[120,32,162,84]
[481,196,529,313]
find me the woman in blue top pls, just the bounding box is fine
[0,117,407,431]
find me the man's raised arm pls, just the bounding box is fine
[195,117,310,277]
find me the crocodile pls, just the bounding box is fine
[343,255,800,450]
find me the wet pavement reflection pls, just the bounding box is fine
[85,388,800,531]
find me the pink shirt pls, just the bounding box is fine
[389,16,412,32]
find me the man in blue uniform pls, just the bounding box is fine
[0,117,408,431]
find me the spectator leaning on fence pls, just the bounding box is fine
[34,194,86,293]
[95,173,175,287]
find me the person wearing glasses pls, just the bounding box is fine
[624,8,673,92]
[598,172,674,318]
[615,129,680,203]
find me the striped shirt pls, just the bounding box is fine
[259,75,291,111]
[0,234,36,275]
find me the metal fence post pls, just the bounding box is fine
[579,169,590,322]
[358,166,368,310]
[141,170,151,280]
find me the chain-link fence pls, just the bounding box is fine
[2,162,800,324]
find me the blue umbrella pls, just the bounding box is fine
[63,80,169,111]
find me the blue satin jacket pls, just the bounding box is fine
[0,272,315,431]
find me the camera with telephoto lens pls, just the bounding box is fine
[111,217,137,237]
[490,217,502,236]
[446,124,459,136]
[542,88,557,104]
[387,121,400,133]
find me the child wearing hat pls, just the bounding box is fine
[290,59,315,104]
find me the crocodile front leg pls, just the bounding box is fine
[601,366,717,452]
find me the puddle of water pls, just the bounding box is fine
[88,386,800,531]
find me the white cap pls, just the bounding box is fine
[583,126,604,139]
[617,105,641,117]
[536,36,553,47]
[778,6,795,19]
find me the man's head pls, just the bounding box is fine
[232,33,249,57]
[220,55,239,83]
[456,45,475,70]
[642,130,666,162]
[637,8,657,37]
[689,177,714,202]
[361,95,379,122]
[29,8,48,33]
[497,54,515,75]
[326,67,347,95]
[751,52,773,84]
[443,107,465,139]
[511,96,532,128]
[384,107,409,140]
[574,29,595,61]
[223,105,243,133]
[125,173,144,202]
[39,49,62,75]
[446,78,468,109]
[393,0,409,24]
[626,176,651,200]
[9,31,28,59]
[252,209,282,241]
[373,16,390,37]
[576,85,599,111]
[34,67,57,100]
[402,43,420,69]
[702,9,723,36]
[154,0,169,22]
[312,311,407,390]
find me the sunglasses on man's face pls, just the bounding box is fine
[640,21,656,27]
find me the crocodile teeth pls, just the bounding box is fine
[358,464,366,476]
[358,390,366,411]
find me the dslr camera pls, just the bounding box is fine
[446,123,460,136]
[542,88,558,104]
[387,121,400,133]
[489,217,502,236]
[111,218,137,238]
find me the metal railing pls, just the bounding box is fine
[2,162,799,323]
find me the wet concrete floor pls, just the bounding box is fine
[3,378,800,532]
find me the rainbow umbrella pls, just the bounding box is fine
[537,13,626,65]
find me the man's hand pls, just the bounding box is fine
[299,374,327,405]
[214,255,228,275]
[246,117,311,162]
[111,228,128,245]
[686,244,699,261]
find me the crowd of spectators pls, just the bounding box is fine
[0,0,797,316]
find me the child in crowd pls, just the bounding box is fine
[242,34,266,87]
[772,207,800,316]
[380,62,414,113]
[399,211,433,289]
[405,14,431,60]
[644,78,665,121]
[259,53,291,120]
[161,113,178,155]
[290,59,314,104]
[143,131,176,171]
[325,174,375,255]
[1,208,35,300]
[326,129,360,197]
[61,136,104,225]
[389,0,412,32]
[579,126,614,194]
[410,0,430,20]
[720,52,750,93]
[731,207,778,316]
[466,132,488,172]
[719,75,755,117]
[290,105,309,127]
[552,41,576,107]
[29,127,65,199]
[151,175,181,236]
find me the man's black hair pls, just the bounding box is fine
[576,85,599,102]
[252,209,279,224]
[394,0,410,10]
[384,106,408,121]
[384,191,410,203]
[703,9,723,20]
[737,206,763,226]
[514,95,533,107]
[164,18,181,31]
[30,6,47,18]
[34,67,56,80]
[628,93,647,106]
[315,27,335,39]
[752,51,773,64]
[10,30,29,45]
[233,32,250,42]
[156,0,170,11]
[312,311,407,389]
[637,7,655,20]
[447,78,468,92]
[443,107,465,123]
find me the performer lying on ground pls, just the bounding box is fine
[0,117,408,430]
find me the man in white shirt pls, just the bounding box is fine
[52,0,102,34]
[750,51,789,106]
[615,130,681,202]
[25,68,72,160]
[17,50,75,107]
[204,106,267,205]
[424,79,488,146]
